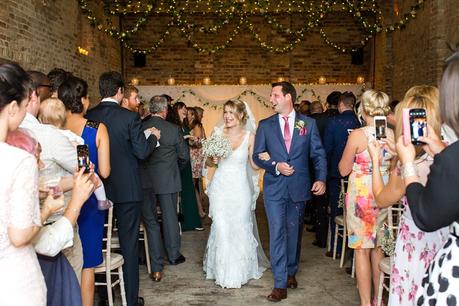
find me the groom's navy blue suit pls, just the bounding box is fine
[253,112,327,288]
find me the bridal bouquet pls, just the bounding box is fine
[202,134,232,159]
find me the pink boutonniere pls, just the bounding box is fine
[295,120,308,136]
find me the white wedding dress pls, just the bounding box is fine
[203,130,267,288]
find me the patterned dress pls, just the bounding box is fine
[389,157,449,306]
[346,126,390,249]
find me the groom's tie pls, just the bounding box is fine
[283,116,291,153]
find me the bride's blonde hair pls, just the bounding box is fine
[223,99,248,125]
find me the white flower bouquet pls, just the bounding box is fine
[202,134,232,159]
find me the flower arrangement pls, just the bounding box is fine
[202,134,232,160]
[294,120,308,136]
[379,224,396,256]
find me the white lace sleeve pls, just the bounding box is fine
[8,155,41,229]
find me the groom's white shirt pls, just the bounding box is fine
[277,109,295,137]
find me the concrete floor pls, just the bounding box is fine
[136,197,360,306]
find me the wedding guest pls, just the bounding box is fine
[325,91,341,118]
[368,85,448,306]
[187,106,206,218]
[339,89,393,306]
[140,95,189,281]
[0,63,46,306]
[172,102,203,231]
[28,70,52,102]
[298,100,311,115]
[7,128,95,306]
[47,68,71,98]
[194,106,205,122]
[86,71,159,306]
[323,92,360,255]
[121,85,141,113]
[59,75,111,306]
[396,55,459,306]
[21,70,83,280]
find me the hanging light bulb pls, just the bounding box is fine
[239,76,247,85]
[167,76,176,85]
[203,77,211,85]
[356,76,365,85]
[318,76,327,85]
[131,78,139,86]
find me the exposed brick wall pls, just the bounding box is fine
[122,12,371,85]
[381,0,459,100]
[0,0,121,100]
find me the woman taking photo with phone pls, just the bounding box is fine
[396,54,459,305]
[367,85,448,306]
[59,76,110,306]
[339,89,394,306]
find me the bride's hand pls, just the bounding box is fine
[258,152,271,161]
[212,156,220,165]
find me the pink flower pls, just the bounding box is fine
[299,127,307,136]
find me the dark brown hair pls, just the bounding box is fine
[440,58,459,137]
[271,81,297,103]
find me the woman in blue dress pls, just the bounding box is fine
[59,76,111,306]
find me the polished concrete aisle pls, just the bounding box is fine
[138,199,360,306]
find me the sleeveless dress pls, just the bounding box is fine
[389,156,449,306]
[346,126,390,249]
[203,131,265,288]
[190,125,206,179]
[0,143,46,306]
[179,125,202,231]
[77,120,106,268]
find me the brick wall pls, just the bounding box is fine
[381,0,459,100]
[0,0,121,100]
[122,12,371,85]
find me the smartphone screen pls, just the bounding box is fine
[409,108,427,145]
[374,116,387,140]
[77,144,90,173]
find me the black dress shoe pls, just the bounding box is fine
[312,240,326,248]
[169,254,186,265]
[136,297,145,306]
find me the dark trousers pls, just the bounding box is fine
[141,190,181,272]
[114,202,141,306]
[327,178,343,254]
[264,196,305,288]
[311,193,328,247]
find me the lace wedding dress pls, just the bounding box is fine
[203,130,267,288]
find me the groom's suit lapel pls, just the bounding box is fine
[289,112,301,154]
[272,115,289,155]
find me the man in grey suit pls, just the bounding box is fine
[140,95,190,282]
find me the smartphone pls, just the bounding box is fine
[409,108,427,145]
[374,116,387,140]
[76,144,90,173]
[402,108,411,145]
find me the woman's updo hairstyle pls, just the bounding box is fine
[224,99,248,125]
[0,63,31,112]
[360,89,391,117]
[58,75,88,114]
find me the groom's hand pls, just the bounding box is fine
[277,162,295,176]
[311,181,326,195]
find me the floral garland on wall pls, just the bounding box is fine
[78,0,427,54]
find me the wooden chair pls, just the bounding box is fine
[376,202,404,306]
[95,207,127,306]
[333,179,348,269]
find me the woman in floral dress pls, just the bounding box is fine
[368,86,448,306]
[339,89,393,306]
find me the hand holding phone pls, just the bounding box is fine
[77,144,90,173]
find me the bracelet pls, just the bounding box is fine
[401,162,418,179]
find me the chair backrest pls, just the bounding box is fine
[101,207,114,267]
[386,201,404,237]
[340,179,349,217]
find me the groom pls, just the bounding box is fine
[253,81,327,302]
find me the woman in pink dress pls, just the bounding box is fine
[368,86,448,306]
[0,63,46,306]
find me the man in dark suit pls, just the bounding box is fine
[253,82,327,302]
[323,92,361,257]
[86,71,160,306]
[140,95,189,282]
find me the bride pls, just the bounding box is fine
[203,99,269,288]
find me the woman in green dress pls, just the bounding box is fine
[171,102,203,231]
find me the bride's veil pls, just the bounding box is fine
[206,100,270,269]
